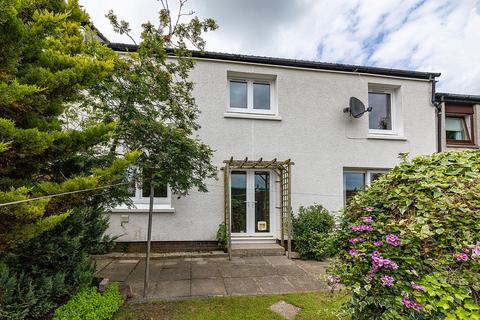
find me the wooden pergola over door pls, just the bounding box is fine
[223,157,294,260]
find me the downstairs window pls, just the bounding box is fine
[344,169,387,205]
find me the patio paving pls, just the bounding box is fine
[93,255,331,300]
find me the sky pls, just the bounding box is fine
[79,0,480,94]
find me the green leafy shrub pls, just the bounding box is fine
[0,206,115,320]
[53,284,124,320]
[216,223,228,251]
[293,204,336,260]
[332,151,480,320]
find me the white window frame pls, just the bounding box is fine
[368,88,396,136]
[130,181,171,205]
[227,78,276,115]
[343,169,388,205]
[110,170,174,213]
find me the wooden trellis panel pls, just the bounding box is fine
[223,158,293,259]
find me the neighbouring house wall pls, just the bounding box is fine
[106,59,437,242]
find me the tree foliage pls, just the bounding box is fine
[0,1,137,319]
[332,151,480,319]
[0,0,135,251]
[81,1,218,195]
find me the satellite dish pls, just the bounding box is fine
[343,97,372,118]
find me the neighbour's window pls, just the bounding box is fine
[228,78,273,114]
[344,170,388,205]
[445,104,474,146]
[369,92,392,131]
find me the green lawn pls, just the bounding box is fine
[114,291,350,320]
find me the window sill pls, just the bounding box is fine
[110,204,175,213]
[224,112,282,121]
[367,134,407,141]
[446,144,478,149]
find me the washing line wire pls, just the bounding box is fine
[0,181,342,208]
[0,182,128,207]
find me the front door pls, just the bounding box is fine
[231,170,272,236]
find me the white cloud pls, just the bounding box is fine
[79,0,480,94]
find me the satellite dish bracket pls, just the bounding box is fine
[344,97,372,118]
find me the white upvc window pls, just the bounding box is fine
[111,169,173,213]
[128,178,171,205]
[228,78,276,115]
[368,88,396,135]
[343,169,388,205]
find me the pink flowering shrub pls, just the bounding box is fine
[331,151,480,320]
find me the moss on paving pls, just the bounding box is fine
[114,291,349,320]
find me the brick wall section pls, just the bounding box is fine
[114,241,220,253]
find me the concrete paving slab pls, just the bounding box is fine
[159,259,191,269]
[95,259,138,282]
[275,265,309,276]
[191,278,226,296]
[94,254,331,300]
[243,256,269,265]
[269,300,302,320]
[264,256,295,266]
[153,267,191,281]
[191,264,220,279]
[219,264,276,278]
[127,260,168,283]
[93,258,113,273]
[295,260,328,275]
[255,276,296,294]
[152,280,191,299]
[285,274,327,292]
[224,277,261,296]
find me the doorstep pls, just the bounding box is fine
[231,243,285,257]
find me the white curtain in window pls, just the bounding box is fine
[445,117,467,140]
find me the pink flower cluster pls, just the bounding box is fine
[364,207,374,212]
[411,282,425,292]
[386,234,400,246]
[351,225,374,232]
[373,241,384,247]
[401,293,423,310]
[453,243,480,261]
[473,243,480,257]
[361,216,373,223]
[327,275,341,285]
[371,251,399,270]
[349,249,364,256]
[453,252,469,262]
[349,237,366,245]
[380,274,395,287]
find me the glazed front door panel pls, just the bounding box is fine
[230,170,272,236]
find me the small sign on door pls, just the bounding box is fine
[257,221,267,231]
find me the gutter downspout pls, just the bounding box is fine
[430,76,442,152]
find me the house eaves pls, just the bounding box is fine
[107,42,441,81]
[435,92,480,104]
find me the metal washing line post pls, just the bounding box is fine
[223,157,294,260]
[143,172,155,298]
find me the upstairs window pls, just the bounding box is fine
[229,81,248,109]
[445,104,474,146]
[369,91,393,132]
[228,78,274,114]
